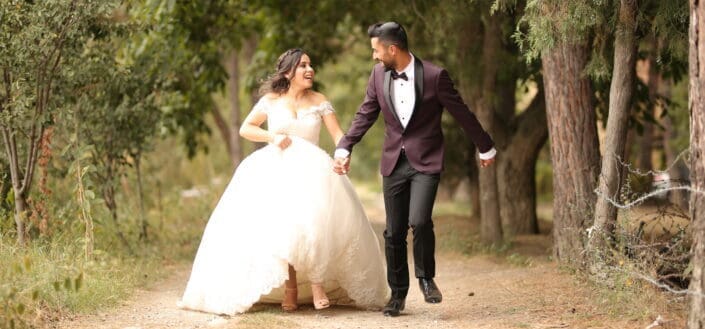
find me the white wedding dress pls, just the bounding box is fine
[178,97,389,315]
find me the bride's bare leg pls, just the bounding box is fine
[311,282,330,310]
[282,265,298,312]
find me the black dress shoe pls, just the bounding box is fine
[382,297,405,317]
[419,278,442,303]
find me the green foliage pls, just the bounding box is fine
[0,0,117,139]
[0,0,119,244]
[0,131,225,326]
[124,0,384,156]
[0,234,177,328]
[514,0,609,63]
[0,245,83,329]
[639,0,689,81]
[667,79,689,153]
[246,0,377,80]
[54,10,163,245]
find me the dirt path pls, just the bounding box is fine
[57,195,684,329]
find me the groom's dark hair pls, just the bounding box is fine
[368,22,408,51]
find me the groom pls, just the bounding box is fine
[333,22,496,316]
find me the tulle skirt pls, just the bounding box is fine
[178,137,389,315]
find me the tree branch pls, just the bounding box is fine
[21,125,45,196]
[25,46,65,192]
[514,86,546,139]
[38,0,78,72]
[2,127,22,194]
[2,68,10,113]
[410,0,431,28]
[23,1,78,194]
[508,86,547,165]
[210,97,232,155]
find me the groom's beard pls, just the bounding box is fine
[378,59,395,70]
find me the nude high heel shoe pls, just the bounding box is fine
[311,283,330,310]
[282,287,298,312]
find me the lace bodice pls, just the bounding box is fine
[253,97,334,146]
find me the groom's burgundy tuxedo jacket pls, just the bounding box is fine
[338,56,494,176]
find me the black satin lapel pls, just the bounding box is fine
[383,69,400,124]
[405,56,424,130]
[413,57,424,112]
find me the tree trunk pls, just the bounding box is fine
[452,10,484,220]
[12,189,27,246]
[687,0,705,327]
[101,160,131,246]
[75,153,94,260]
[226,50,243,168]
[467,148,481,217]
[0,160,10,210]
[542,41,601,265]
[497,89,547,236]
[2,126,28,246]
[590,0,638,251]
[661,78,690,210]
[479,165,502,244]
[135,154,148,241]
[212,49,244,168]
[477,13,503,245]
[638,113,654,171]
[639,44,656,172]
[210,98,232,155]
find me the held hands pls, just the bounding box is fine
[271,134,292,150]
[480,157,495,168]
[333,157,350,175]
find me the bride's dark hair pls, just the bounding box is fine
[259,48,306,96]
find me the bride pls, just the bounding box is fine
[178,48,389,315]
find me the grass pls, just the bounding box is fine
[236,305,299,329]
[430,198,685,324]
[584,250,687,323]
[1,136,228,328]
[431,200,546,267]
[1,239,159,328]
[432,200,473,218]
[585,271,685,324]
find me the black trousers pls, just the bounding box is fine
[382,151,440,299]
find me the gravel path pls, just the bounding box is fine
[56,197,684,329]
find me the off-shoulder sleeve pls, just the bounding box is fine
[252,97,270,115]
[319,101,334,115]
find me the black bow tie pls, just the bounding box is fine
[391,71,408,81]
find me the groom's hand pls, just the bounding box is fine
[333,157,350,175]
[272,134,292,150]
[480,157,495,168]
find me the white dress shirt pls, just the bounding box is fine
[335,55,497,161]
[392,56,415,129]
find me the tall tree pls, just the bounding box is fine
[590,0,638,251]
[0,0,113,245]
[687,0,705,327]
[477,12,504,244]
[519,0,602,264]
[542,41,600,264]
[491,1,548,237]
